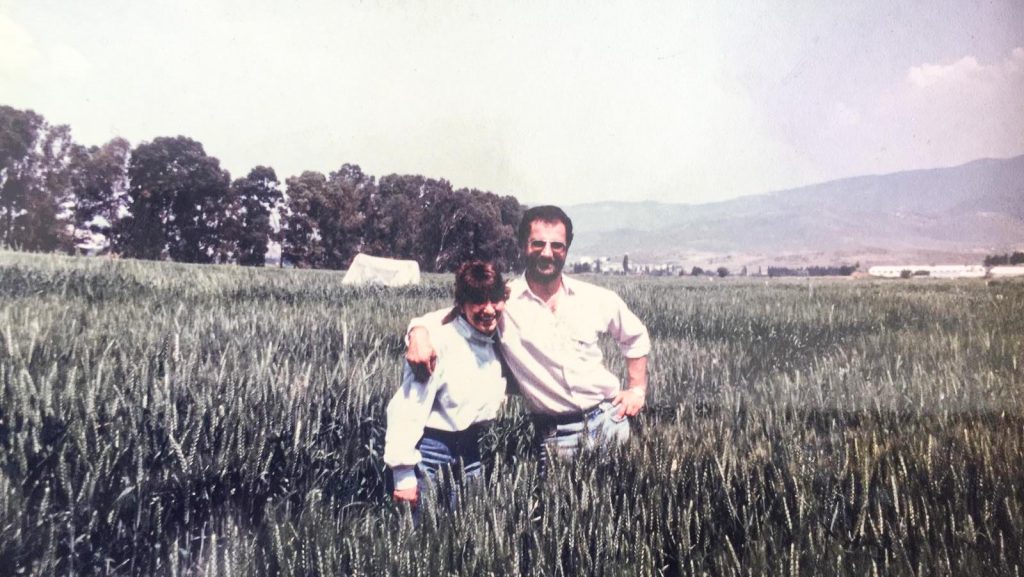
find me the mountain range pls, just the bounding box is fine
[565,155,1024,268]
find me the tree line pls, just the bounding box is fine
[767,264,859,277]
[0,105,523,272]
[983,252,1024,267]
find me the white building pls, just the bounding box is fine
[867,265,987,279]
[990,266,1024,278]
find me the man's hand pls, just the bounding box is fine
[405,326,436,382]
[392,487,419,506]
[613,355,648,419]
[612,387,646,419]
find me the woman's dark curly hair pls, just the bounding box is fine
[454,260,508,305]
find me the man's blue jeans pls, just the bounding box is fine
[533,401,630,477]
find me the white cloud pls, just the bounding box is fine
[907,56,984,87]
[907,48,1024,89]
[788,47,1024,183]
[872,48,1024,170]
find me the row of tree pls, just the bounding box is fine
[983,252,1024,267]
[767,264,859,277]
[0,105,523,272]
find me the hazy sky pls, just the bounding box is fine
[2,0,1022,206]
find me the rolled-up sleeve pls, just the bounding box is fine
[606,294,650,358]
[383,362,439,489]
[405,307,457,343]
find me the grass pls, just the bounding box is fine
[0,250,1022,576]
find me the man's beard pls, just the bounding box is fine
[525,255,563,283]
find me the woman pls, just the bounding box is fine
[383,260,509,513]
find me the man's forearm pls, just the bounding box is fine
[405,326,437,381]
[626,356,648,392]
[613,355,648,418]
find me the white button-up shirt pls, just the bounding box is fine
[411,274,650,417]
[384,316,506,490]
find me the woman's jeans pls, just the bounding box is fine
[413,425,484,522]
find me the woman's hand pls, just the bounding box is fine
[393,487,419,506]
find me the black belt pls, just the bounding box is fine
[423,422,488,444]
[531,404,604,427]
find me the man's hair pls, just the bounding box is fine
[517,205,574,248]
[454,260,508,305]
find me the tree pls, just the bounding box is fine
[0,106,79,252]
[279,164,376,270]
[280,171,328,268]
[222,166,281,266]
[318,164,376,269]
[691,266,704,276]
[984,252,1024,266]
[716,266,729,278]
[494,193,523,271]
[623,253,630,273]
[67,137,130,252]
[365,174,428,260]
[0,106,45,247]
[418,187,520,272]
[114,136,231,262]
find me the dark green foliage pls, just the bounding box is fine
[1,253,1022,576]
[985,252,1024,267]
[280,169,523,272]
[0,106,79,252]
[66,137,131,250]
[222,166,281,266]
[418,187,521,273]
[279,170,328,268]
[1,106,524,270]
[768,264,859,277]
[278,164,376,270]
[114,136,232,263]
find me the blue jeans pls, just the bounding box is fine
[413,427,484,522]
[533,401,630,477]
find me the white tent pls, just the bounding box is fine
[342,253,421,287]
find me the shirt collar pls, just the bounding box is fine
[511,273,576,303]
[452,314,500,344]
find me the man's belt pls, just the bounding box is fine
[531,404,605,427]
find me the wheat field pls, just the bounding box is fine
[1,250,1021,576]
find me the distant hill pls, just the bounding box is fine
[565,155,1024,268]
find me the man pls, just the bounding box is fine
[406,205,650,465]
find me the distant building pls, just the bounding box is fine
[990,266,1024,278]
[868,265,986,279]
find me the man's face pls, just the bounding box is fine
[523,220,569,283]
[461,298,505,335]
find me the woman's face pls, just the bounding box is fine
[461,298,505,335]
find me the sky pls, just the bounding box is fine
[2,0,1023,206]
